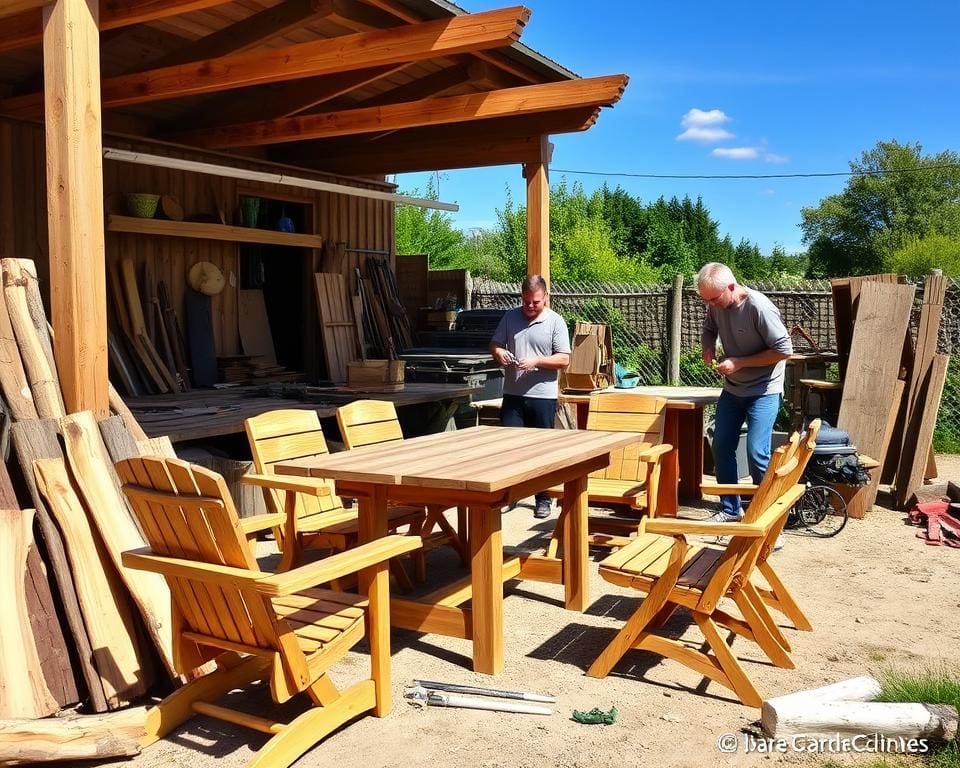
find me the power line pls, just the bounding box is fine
[550,163,960,181]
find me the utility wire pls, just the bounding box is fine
[550,163,960,180]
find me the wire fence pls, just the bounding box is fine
[473,276,960,453]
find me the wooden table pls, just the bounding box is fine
[277,425,642,675]
[560,386,721,511]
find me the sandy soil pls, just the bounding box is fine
[104,460,960,768]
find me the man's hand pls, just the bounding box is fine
[492,347,515,366]
[515,356,540,372]
[715,357,740,376]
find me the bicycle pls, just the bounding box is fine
[788,482,848,537]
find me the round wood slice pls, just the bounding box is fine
[159,195,184,221]
[187,261,226,296]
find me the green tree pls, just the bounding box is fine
[395,178,468,268]
[887,233,960,277]
[801,140,960,277]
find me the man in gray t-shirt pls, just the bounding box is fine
[490,274,571,518]
[698,262,792,526]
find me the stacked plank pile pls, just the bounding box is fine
[360,256,414,357]
[830,272,948,516]
[0,259,176,760]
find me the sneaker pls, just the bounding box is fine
[534,500,552,519]
[773,534,785,552]
[704,508,743,523]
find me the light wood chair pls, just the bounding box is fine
[336,400,467,578]
[548,393,674,547]
[117,456,420,768]
[244,409,426,589]
[587,447,807,708]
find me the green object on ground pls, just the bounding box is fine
[571,706,618,725]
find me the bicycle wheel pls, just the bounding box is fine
[796,484,848,537]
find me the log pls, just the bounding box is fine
[98,414,141,464]
[763,676,959,741]
[34,458,147,708]
[60,412,174,676]
[136,436,177,458]
[10,421,107,713]
[0,278,37,420]
[1,260,64,418]
[0,706,147,765]
[0,508,59,718]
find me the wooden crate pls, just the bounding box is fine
[425,309,458,330]
[347,359,405,390]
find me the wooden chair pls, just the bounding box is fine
[117,456,420,768]
[336,400,467,578]
[548,393,674,547]
[587,447,807,708]
[244,409,426,589]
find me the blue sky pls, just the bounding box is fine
[395,0,960,255]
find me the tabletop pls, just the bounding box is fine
[560,385,722,407]
[278,425,643,493]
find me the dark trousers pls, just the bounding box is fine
[500,394,557,505]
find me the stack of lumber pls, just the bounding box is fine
[361,256,414,357]
[216,354,298,384]
[830,272,949,515]
[0,258,178,761]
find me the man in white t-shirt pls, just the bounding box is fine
[489,275,571,518]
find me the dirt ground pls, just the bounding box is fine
[105,459,960,768]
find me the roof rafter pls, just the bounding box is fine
[0,5,531,115]
[0,0,52,21]
[0,0,236,53]
[173,74,627,149]
[274,107,598,175]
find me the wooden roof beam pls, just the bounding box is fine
[272,107,599,175]
[173,74,627,149]
[0,5,531,115]
[0,0,52,21]
[350,61,474,109]
[151,0,334,68]
[0,0,236,53]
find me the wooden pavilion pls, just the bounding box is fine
[0,0,627,419]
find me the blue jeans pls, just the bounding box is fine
[500,394,556,505]
[711,391,781,517]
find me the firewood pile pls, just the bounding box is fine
[0,259,172,762]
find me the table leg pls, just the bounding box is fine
[561,474,589,612]
[469,504,503,675]
[357,485,392,714]
[661,411,680,517]
[676,407,705,500]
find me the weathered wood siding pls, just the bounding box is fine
[0,117,394,370]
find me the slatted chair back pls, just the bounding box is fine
[337,399,403,449]
[585,393,667,482]
[245,409,344,534]
[116,456,309,683]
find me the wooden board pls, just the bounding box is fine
[185,288,218,387]
[314,272,356,383]
[896,354,950,510]
[837,282,915,516]
[60,412,174,675]
[0,265,38,420]
[10,420,107,712]
[238,289,277,365]
[0,508,59,718]
[34,458,147,708]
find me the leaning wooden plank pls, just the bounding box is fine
[6,259,65,413]
[314,273,355,383]
[108,382,149,442]
[1,263,61,417]
[60,412,174,676]
[136,436,177,458]
[98,414,141,464]
[0,279,37,420]
[10,421,107,713]
[896,354,950,509]
[120,258,174,392]
[34,458,147,708]
[0,508,59,718]
[0,706,148,765]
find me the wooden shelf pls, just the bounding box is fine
[107,215,323,249]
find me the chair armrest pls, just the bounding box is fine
[644,518,765,538]
[241,473,332,497]
[238,512,286,536]
[255,535,423,597]
[699,482,759,496]
[639,443,674,462]
[122,547,265,588]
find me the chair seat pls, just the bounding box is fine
[273,587,368,655]
[597,533,722,593]
[548,478,648,507]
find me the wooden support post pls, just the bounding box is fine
[668,273,683,384]
[523,136,551,287]
[43,0,108,417]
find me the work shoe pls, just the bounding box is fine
[773,534,786,552]
[534,499,552,519]
[704,508,743,523]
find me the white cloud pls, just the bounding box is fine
[764,152,789,164]
[677,109,734,142]
[711,147,760,159]
[761,188,776,196]
[677,126,734,142]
